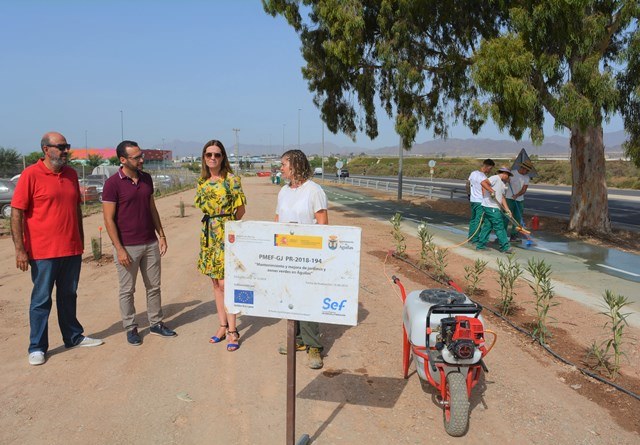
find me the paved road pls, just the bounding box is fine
[323,183,640,325]
[343,175,640,231]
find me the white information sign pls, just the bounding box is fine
[224,221,361,326]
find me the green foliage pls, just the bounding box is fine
[0,147,21,177]
[464,259,488,297]
[417,221,448,279]
[389,212,406,258]
[264,0,640,233]
[417,222,433,269]
[587,290,632,379]
[87,154,105,169]
[526,258,557,344]
[108,156,120,166]
[91,236,102,261]
[496,253,523,316]
[24,151,42,166]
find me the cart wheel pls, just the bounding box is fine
[443,372,470,437]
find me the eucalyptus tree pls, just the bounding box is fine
[263,0,640,234]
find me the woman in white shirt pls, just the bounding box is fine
[275,149,328,369]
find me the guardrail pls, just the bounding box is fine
[325,176,469,200]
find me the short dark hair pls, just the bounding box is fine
[116,140,139,159]
[483,158,495,167]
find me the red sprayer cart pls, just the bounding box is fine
[393,276,497,436]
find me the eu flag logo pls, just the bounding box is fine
[234,289,254,305]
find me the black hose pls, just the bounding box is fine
[391,252,640,402]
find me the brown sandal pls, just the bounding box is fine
[226,330,240,352]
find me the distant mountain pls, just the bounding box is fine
[160,131,626,158]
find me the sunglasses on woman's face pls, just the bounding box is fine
[205,152,223,159]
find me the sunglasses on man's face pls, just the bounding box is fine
[46,144,71,151]
[205,152,223,159]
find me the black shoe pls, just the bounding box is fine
[150,322,177,337]
[127,327,142,346]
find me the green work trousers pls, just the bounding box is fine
[296,321,323,351]
[505,199,525,236]
[476,207,510,252]
[468,202,484,243]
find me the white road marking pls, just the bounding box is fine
[534,246,565,256]
[596,264,640,277]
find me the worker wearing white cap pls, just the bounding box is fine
[505,160,533,240]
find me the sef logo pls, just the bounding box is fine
[322,298,347,311]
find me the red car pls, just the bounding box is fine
[78,183,100,203]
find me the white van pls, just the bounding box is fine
[314,167,323,176]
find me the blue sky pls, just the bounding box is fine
[0,0,624,154]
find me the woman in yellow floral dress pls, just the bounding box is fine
[195,140,246,351]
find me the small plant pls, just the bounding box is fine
[587,290,631,379]
[417,222,433,269]
[496,253,523,315]
[390,212,406,257]
[431,246,449,281]
[91,237,102,260]
[526,258,557,344]
[464,259,488,296]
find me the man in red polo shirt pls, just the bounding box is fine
[102,140,176,346]
[11,131,104,366]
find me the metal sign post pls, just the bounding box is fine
[286,320,310,445]
[224,221,361,444]
[428,159,436,182]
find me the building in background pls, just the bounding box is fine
[142,149,172,168]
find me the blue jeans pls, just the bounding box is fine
[29,255,85,353]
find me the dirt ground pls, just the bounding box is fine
[0,176,639,445]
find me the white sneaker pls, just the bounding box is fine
[28,351,46,366]
[73,336,104,348]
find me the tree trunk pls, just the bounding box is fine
[568,125,611,235]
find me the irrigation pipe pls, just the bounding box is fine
[389,252,640,403]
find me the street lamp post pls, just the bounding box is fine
[85,130,88,180]
[233,128,240,170]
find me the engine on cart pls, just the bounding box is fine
[403,288,486,368]
[436,316,485,360]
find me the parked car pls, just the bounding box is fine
[0,179,16,218]
[79,179,105,202]
[336,168,349,178]
[314,167,323,176]
[78,183,100,203]
[10,174,21,183]
[152,174,175,190]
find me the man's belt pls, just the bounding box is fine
[201,213,233,247]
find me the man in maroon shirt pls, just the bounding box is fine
[11,131,103,366]
[102,140,176,346]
